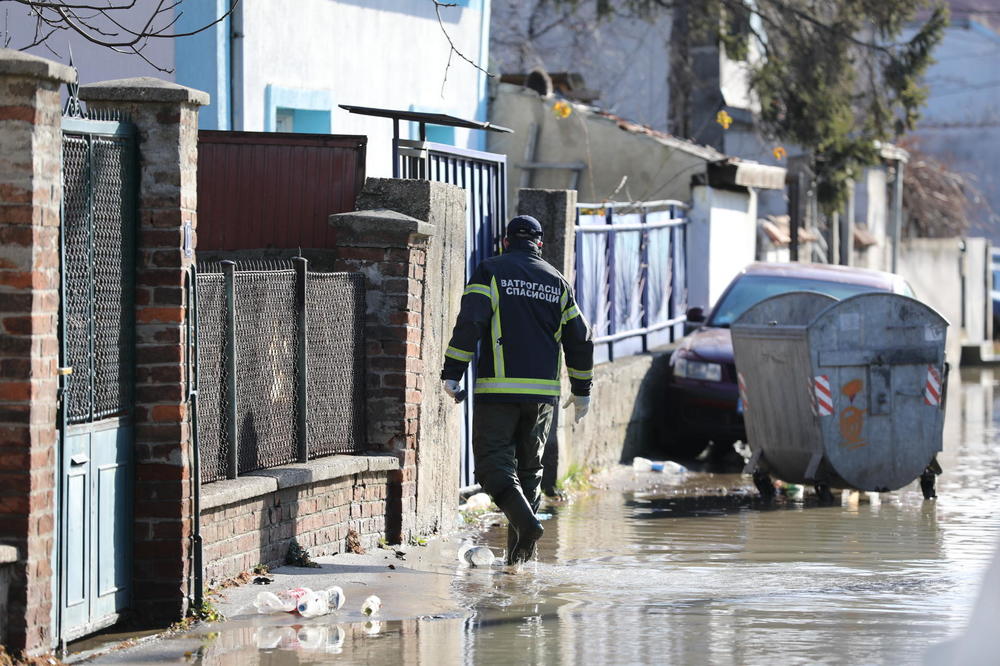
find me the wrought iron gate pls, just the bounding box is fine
[57,109,137,642]
[397,140,507,490]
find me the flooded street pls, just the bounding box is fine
[100,369,1000,665]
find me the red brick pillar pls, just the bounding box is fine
[328,209,433,543]
[0,49,74,654]
[79,78,208,621]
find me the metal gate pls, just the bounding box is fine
[397,140,507,490]
[57,108,137,642]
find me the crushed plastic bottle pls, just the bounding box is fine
[327,585,346,611]
[254,587,309,614]
[632,457,686,474]
[361,594,382,616]
[458,543,495,567]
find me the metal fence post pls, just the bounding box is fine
[640,207,650,353]
[294,256,309,463]
[606,207,617,362]
[222,260,239,479]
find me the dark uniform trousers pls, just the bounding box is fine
[473,401,554,510]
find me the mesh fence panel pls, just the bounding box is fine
[307,273,366,457]
[195,274,228,483]
[90,135,135,420]
[62,135,93,423]
[234,271,299,473]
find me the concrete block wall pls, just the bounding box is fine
[561,352,673,474]
[330,178,466,541]
[199,459,394,584]
[79,77,208,622]
[0,49,73,655]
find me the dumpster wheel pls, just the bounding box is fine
[752,470,775,500]
[813,483,835,505]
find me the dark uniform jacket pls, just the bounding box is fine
[441,243,594,404]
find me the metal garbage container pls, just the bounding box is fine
[732,291,948,501]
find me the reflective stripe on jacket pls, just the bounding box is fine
[441,244,594,404]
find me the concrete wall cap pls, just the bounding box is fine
[199,455,401,511]
[0,48,74,83]
[80,76,210,106]
[0,544,18,564]
[329,208,436,239]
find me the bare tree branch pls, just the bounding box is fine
[2,0,239,59]
[432,0,494,95]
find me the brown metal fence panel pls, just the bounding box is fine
[197,131,366,251]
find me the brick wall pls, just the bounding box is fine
[330,179,466,542]
[327,209,429,543]
[80,78,208,622]
[199,458,395,583]
[0,50,73,654]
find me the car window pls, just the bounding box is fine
[708,275,883,327]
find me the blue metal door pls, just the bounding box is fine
[57,111,137,643]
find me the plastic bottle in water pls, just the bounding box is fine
[296,589,330,618]
[632,456,664,472]
[458,543,495,567]
[326,585,346,611]
[254,589,305,613]
[361,594,381,616]
[632,457,686,474]
[296,626,327,650]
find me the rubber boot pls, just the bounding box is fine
[506,494,541,564]
[498,489,543,565]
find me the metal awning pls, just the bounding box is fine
[708,159,787,191]
[339,105,513,134]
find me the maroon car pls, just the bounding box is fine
[663,262,914,459]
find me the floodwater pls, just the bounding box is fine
[100,369,1000,665]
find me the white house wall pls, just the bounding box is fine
[687,185,758,311]
[238,0,490,177]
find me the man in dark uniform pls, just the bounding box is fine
[442,215,594,565]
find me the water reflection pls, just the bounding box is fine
[185,370,1000,666]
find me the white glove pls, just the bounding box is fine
[442,379,461,398]
[562,395,591,423]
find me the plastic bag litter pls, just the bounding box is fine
[632,457,686,474]
[460,492,493,511]
[364,620,382,635]
[457,543,495,567]
[361,595,382,616]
